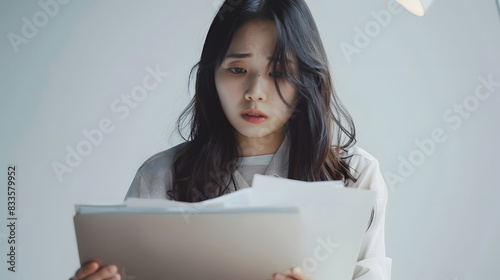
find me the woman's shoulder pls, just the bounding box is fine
[138,142,188,173]
[125,142,188,200]
[340,145,378,171]
[339,145,385,191]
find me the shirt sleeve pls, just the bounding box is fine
[346,149,392,280]
[124,169,153,200]
[123,146,180,200]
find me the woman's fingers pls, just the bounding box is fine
[272,267,312,280]
[74,261,99,279]
[273,273,292,280]
[73,261,120,280]
[290,267,312,280]
[104,273,121,280]
[84,265,119,280]
[273,273,300,280]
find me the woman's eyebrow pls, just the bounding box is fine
[225,53,289,63]
[225,53,252,59]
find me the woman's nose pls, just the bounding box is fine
[244,74,267,101]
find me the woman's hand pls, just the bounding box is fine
[272,267,312,280]
[71,260,121,280]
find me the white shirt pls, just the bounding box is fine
[237,154,274,185]
[125,136,392,279]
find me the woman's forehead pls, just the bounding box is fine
[226,19,277,55]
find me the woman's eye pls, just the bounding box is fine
[229,67,246,74]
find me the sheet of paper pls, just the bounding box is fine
[250,175,376,280]
[77,188,255,214]
[75,175,375,280]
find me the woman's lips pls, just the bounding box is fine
[241,109,267,124]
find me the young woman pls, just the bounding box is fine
[72,0,391,279]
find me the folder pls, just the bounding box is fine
[73,175,375,280]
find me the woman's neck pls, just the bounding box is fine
[236,129,285,157]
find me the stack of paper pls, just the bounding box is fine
[74,175,375,280]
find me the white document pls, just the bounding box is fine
[250,175,376,280]
[74,175,375,280]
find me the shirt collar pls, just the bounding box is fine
[232,134,290,190]
[264,134,289,178]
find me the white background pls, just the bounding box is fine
[1,0,499,279]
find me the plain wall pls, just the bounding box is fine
[1,0,499,279]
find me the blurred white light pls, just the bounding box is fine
[396,0,434,17]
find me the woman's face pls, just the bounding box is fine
[215,20,297,145]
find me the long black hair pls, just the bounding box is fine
[169,0,356,202]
